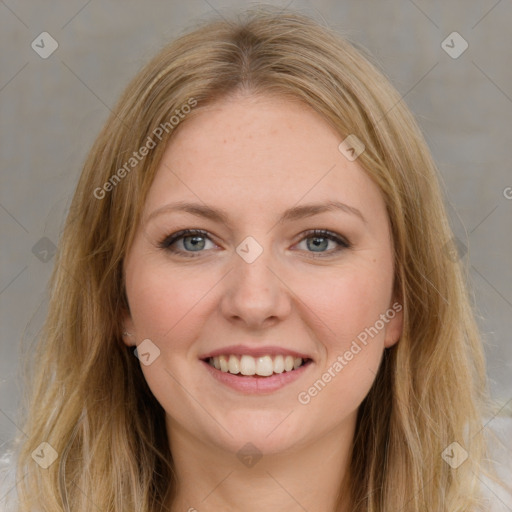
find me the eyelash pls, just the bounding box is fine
[158,229,351,258]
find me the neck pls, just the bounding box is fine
[166,416,355,512]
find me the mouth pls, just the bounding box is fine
[202,354,313,378]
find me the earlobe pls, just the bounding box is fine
[121,311,136,347]
[122,331,136,346]
[384,302,403,348]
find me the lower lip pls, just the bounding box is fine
[201,360,313,394]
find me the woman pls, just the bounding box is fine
[3,6,511,511]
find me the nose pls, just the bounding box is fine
[219,242,292,330]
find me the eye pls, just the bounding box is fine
[158,229,217,258]
[158,228,350,258]
[294,229,351,257]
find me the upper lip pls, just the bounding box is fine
[199,345,313,361]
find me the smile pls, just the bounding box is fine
[206,354,311,377]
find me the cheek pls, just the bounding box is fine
[298,259,394,409]
[296,269,391,413]
[301,260,394,347]
[125,260,212,344]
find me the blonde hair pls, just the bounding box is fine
[12,6,504,511]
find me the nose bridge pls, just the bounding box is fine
[220,235,291,325]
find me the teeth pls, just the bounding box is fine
[228,355,240,374]
[240,355,256,375]
[219,355,229,372]
[273,355,284,373]
[208,354,306,376]
[256,355,273,376]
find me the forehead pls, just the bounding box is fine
[143,94,385,224]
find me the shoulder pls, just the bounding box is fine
[479,416,512,512]
[0,448,18,511]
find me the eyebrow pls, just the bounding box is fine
[146,200,367,226]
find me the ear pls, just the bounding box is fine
[120,306,137,347]
[384,299,403,348]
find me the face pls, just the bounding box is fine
[122,93,402,456]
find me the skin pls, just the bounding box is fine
[122,93,402,512]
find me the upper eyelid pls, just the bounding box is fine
[159,229,350,251]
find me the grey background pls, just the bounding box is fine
[1,0,511,450]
